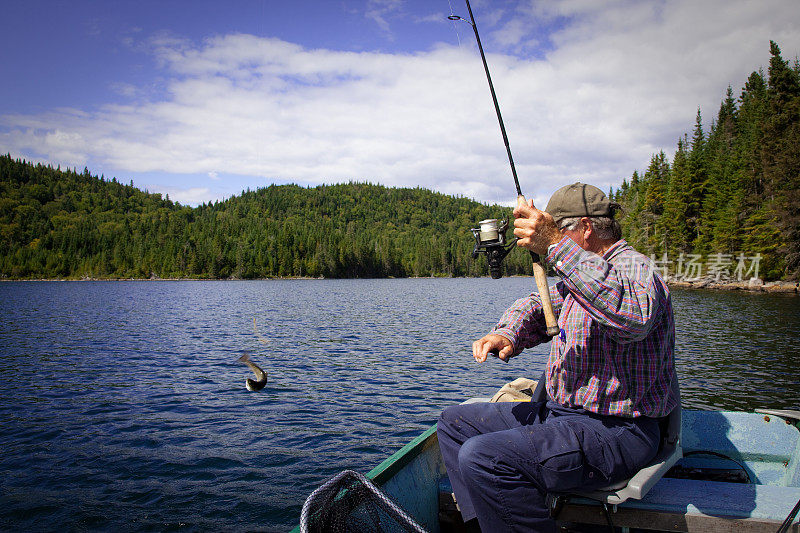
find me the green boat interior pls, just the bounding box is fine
[356,407,800,532]
[294,372,800,533]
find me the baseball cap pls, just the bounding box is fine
[545,182,619,224]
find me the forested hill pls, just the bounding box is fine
[612,41,799,281]
[0,155,527,279]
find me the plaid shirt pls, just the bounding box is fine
[492,237,678,418]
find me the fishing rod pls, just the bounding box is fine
[448,1,520,196]
[451,0,559,337]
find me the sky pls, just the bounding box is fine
[1,0,799,208]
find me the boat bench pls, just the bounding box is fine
[551,409,800,531]
[556,409,800,531]
[556,478,800,532]
[438,477,800,532]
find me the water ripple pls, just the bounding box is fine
[0,279,798,531]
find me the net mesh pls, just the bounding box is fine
[300,470,427,533]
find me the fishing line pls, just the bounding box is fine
[448,0,559,336]
[253,317,270,345]
[447,0,521,195]
[447,0,463,47]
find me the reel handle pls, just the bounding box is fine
[518,194,560,337]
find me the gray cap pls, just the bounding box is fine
[545,182,617,224]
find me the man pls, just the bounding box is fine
[437,183,678,532]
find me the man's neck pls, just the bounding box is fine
[588,238,618,257]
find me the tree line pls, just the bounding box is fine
[0,157,531,279]
[612,41,799,281]
[2,41,797,281]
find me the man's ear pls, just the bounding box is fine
[580,217,593,238]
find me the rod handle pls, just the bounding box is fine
[518,194,559,338]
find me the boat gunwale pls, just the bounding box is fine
[366,423,439,486]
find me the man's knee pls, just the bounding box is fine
[457,435,497,482]
[437,404,462,439]
[438,404,460,426]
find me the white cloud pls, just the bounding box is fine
[156,186,212,206]
[1,0,799,207]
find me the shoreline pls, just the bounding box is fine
[2,275,798,293]
[666,277,798,294]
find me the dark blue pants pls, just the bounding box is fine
[437,400,661,532]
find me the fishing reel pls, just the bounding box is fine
[471,218,517,279]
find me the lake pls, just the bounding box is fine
[1,279,798,531]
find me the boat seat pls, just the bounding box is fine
[546,373,683,507]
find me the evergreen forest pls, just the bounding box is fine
[1,41,798,281]
[0,157,524,279]
[612,41,800,281]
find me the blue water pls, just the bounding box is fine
[1,279,798,531]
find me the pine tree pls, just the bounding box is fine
[706,86,741,253]
[643,151,670,253]
[687,108,708,252]
[763,41,800,276]
[662,137,692,254]
[620,170,646,248]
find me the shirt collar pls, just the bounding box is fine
[602,239,629,261]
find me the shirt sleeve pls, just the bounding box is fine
[491,281,564,355]
[545,236,662,342]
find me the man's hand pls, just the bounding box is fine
[513,197,562,256]
[472,334,514,363]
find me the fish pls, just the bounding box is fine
[238,352,268,391]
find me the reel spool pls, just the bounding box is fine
[470,218,517,279]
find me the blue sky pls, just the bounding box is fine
[2,0,799,207]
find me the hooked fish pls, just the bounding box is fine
[238,353,268,391]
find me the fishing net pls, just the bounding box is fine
[299,470,427,533]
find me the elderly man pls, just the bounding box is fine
[437,183,678,532]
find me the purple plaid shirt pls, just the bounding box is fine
[492,237,678,418]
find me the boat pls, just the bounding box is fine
[293,398,800,532]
